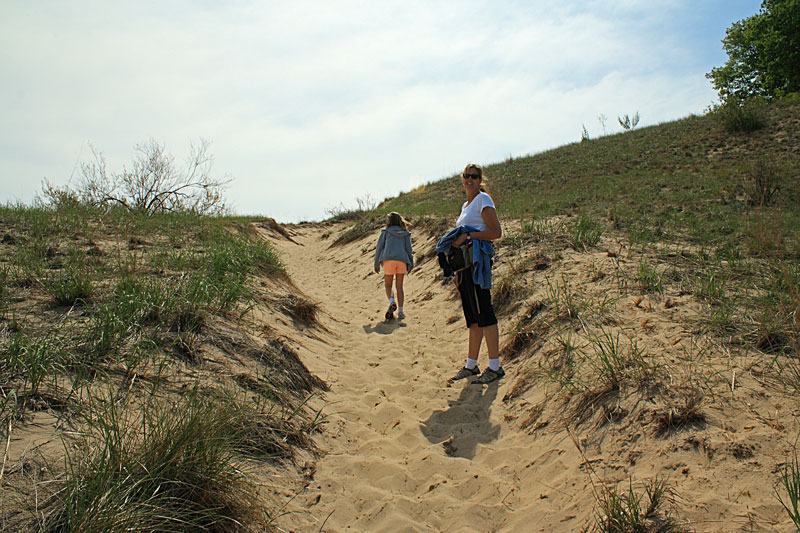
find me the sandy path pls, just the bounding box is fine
[264,223,587,533]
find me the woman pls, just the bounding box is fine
[446,163,503,385]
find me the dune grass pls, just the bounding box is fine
[4,97,800,531]
[778,446,800,530]
[0,204,322,530]
[43,387,292,532]
[594,477,683,533]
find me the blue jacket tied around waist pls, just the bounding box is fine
[435,225,494,289]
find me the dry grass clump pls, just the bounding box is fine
[651,386,706,437]
[500,302,547,363]
[492,261,531,316]
[330,216,384,246]
[411,215,452,239]
[276,293,320,326]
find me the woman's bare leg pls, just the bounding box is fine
[484,323,499,359]
[468,323,483,358]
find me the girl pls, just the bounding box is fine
[374,212,413,320]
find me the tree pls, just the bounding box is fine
[42,139,231,216]
[707,0,800,101]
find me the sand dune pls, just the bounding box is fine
[257,220,799,533]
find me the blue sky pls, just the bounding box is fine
[0,1,761,222]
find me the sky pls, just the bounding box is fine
[0,0,762,222]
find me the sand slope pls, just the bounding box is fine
[259,220,799,533]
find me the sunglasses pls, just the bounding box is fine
[463,173,481,180]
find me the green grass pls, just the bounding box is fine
[570,215,605,251]
[594,477,682,532]
[1,332,63,415]
[777,447,800,530]
[636,259,663,293]
[45,389,273,532]
[545,274,587,321]
[1,205,286,377]
[586,329,654,393]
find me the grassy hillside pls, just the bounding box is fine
[383,100,800,251]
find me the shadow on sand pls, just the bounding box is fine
[419,381,501,459]
[362,320,407,335]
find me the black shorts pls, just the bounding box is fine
[456,267,497,328]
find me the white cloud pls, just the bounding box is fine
[0,0,760,220]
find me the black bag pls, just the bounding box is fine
[446,242,473,272]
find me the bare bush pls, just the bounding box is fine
[618,111,640,130]
[42,138,231,216]
[745,157,781,207]
[325,194,379,221]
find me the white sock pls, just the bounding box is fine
[465,358,478,369]
[488,358,500,371]
[398,306,404,313]
[389,297,396,305]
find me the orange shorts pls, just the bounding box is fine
[382,260,407,275]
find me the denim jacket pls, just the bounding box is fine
[435,225,494,289]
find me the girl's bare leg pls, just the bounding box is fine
[384,275,394,301]
[395,273,405,308]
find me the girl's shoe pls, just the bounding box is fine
[397,310,405,319]
[385,302,397,321]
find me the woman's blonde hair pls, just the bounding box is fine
[386,211,407,229]
[462,163,488,193]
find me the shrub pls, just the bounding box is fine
[714,97,766,133]
[40,139,230,216]
[744,158,781,207]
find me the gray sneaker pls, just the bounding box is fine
[472,367,505,385]
[450,366,480,382]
